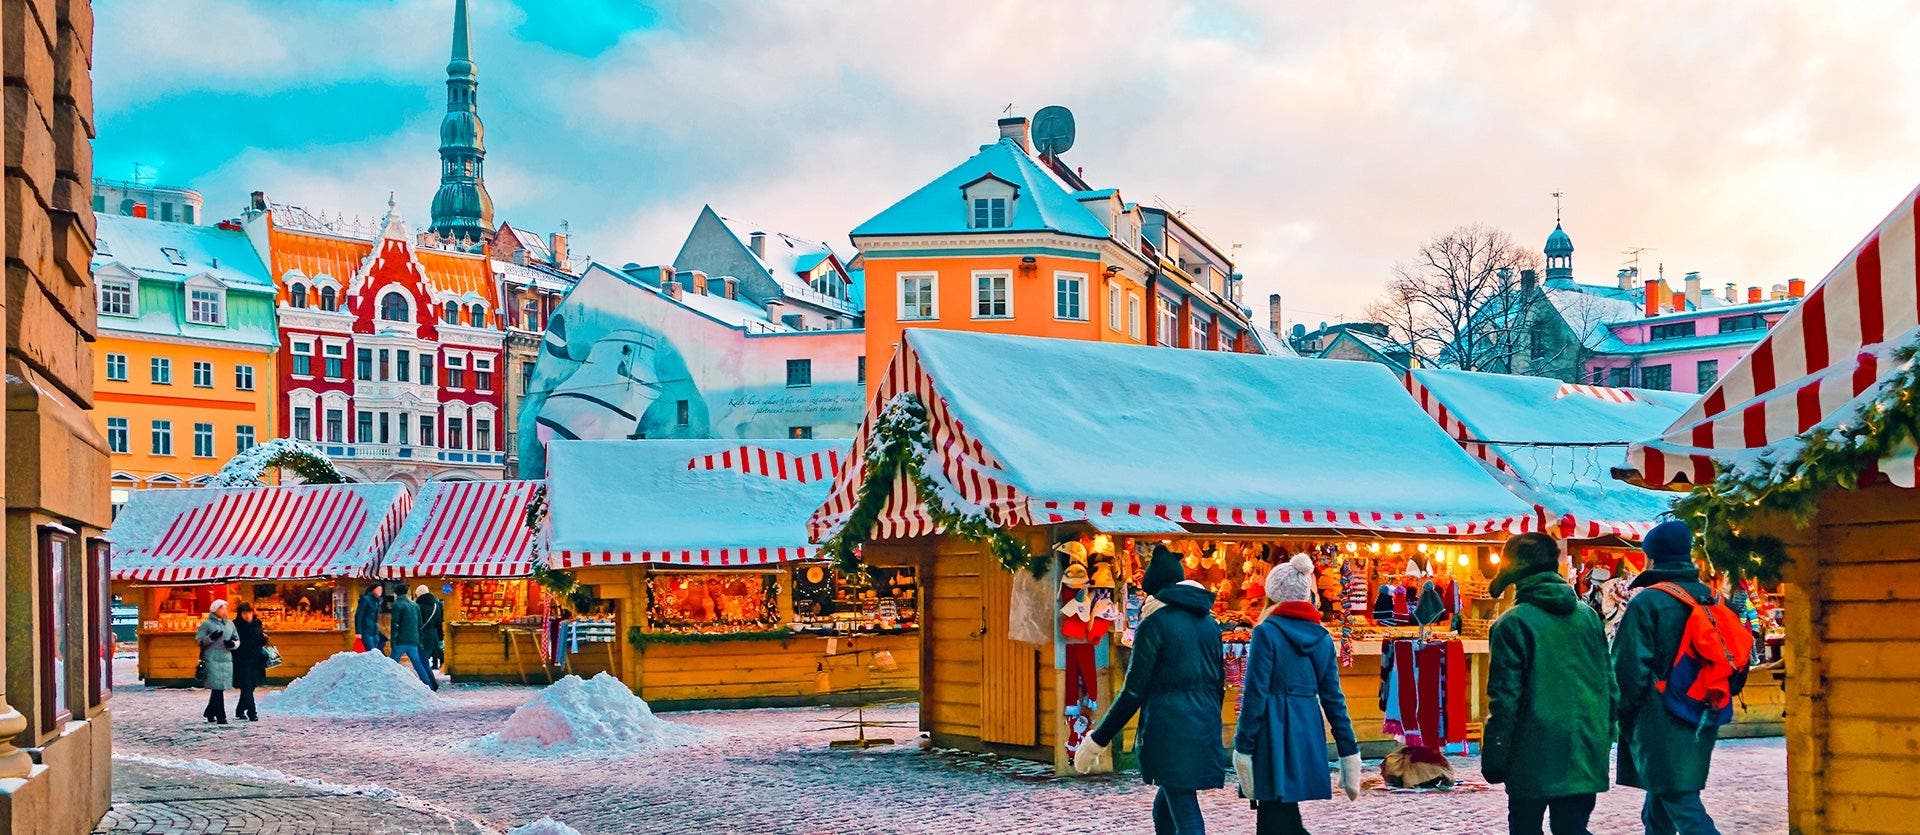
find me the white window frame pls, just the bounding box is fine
[1107,283,1122,331]
[186,278,226,325]
[191,360,214,388]
[1128,293,1143,340]
[1053,271,1087,322]
[192,422,215,458]
[972,197,1008,229]
[235,364,255,391]
[898,272,938,321]
[971,270,1012,320]
[1191,314,1210,350]
[105,352,128,382]
[150,420,173,456]
[474,356,494,392]
[378,290,412,323]
[445,353,467,390]
[150,356,172,385]
[106,417,128,454]
[97,277,136,317]
[235,425,256,453]
[1157,298,1179,347]
[290,341,315,378]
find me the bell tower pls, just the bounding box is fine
[429,0,493,248]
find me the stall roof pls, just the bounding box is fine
[380,480,543,578]
[1406,369,1697,540]
[1625,184,1920,489]
[809,330,1541,542]
[546,439,852,568]
[109,483,412,583]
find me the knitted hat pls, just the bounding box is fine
[1641,520,1694,569]
[1062,562,1091,589]
[1490,532,1562,598]
[1055,541,1089,565]
[210,599,230,615]
[1142,545,1185,595]
[1264,554,1316,603]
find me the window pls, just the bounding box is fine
[319,286,337,312]
[98,279,134,316]
[192,361,213,388]
[857,356,866,386]
[973,272,1010,318]
[106,418,127,454]
[420,354,434,386]
[786,359,812,388]
[105,353,127,382]
[234,365,254,391]
[1157,299,1179,347]
[1607,366,1631,388]
[291,341,313,376]
[1191,315,1210,350]
[292,407,312,441]
[419,415,435,447]
[356,412,373,444]
[1696,359,1720,392]
[150,420,172,456]
[1108,284,1122,331]
[377,412,390,444]
[1649,321,1696,342]
[445,355,466,389]
[324,408,344,443]
[521,298,540,330]
[1128,293,1142,340]
[475,418,492,450]
[379,292,409,322]
[676,400,690,427]
[1054,273,1085,321]
[899,274,937,320]
[150,357,171,385]
[396,350,411,383]
[356,348,373,381]
[1640,364,1673,391]
[378,349,391,381]
[474,357,493,391]
[519,361,534,392]
[235,425,255,453]
[789,426,814,439]
[397,415,409,446]
[444,301,460,324]
[447,417,464,450]
[188,288,223,325]
[161,247,187,266]
[192,423,214,458]
[323,344,345,379]
[288,283,307,309]
[470,304,486,327]
[971,197,1008,229]
[1719,314,1766,334]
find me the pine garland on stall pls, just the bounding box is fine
[523,486,596,613]
[1673,342,1920,582]
[818,393,1044,576]
[205,438,346,487]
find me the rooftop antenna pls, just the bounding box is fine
[1552,190,1564,223]
[1621,246,1652,273]
[1001,102,1014,117]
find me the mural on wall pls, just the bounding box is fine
[518,264,866,475]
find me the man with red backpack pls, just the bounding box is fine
[1614,520,1751,835]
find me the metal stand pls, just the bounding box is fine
[814,638,914,748]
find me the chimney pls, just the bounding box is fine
[1787,277,1806,298]
[1684,271,1702,306]
[1747,286,1762,304]
[998,116,1032,154]
[766,298,786,322]
[1520,268,1538,296]
[1771,283,1788,301]
[1643,279,1665,317]
[549,230,569,267]
[249,191,267,212]
[1268,293,1283,337]
[132,202,148,218]
[748,231,766,258]
[1725,281,1736,301]
[1671,291,1686,313]
[1617,267,1637,291]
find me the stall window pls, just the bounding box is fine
[248,582,344,631]
[455,579,537,624]
[791,564,918,633]
[645,572,781,634]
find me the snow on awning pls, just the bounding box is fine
[546,439,852,569]
[1407,369,1696,542]
[380,480,542,578]
[1625,184,1920,487]
[109,484,412,583]
[808,330,1541,544]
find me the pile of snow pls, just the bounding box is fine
[260,650,439,718]
[466,673,704,757]
[508,819,582,835]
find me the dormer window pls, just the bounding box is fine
[444,301,460,324]
[469,303,486,327]
[961,174,1019,230]
[379,290,410,322]
[288,282,308,308]
[972,198,1007,229]
[319,286,338,311]
[97,276,135,317]
[185,278,224,325]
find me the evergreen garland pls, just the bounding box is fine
[1672,342,1920,582]
[818,394,1045,576]
[523,486,596,612]
[627,626,795,648]
[206,438,346,487]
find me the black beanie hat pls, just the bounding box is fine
[1641,520,1694,569]
[1489,532,1562,598]
[1142,545,1185,595]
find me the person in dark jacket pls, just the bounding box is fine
[195,600,238,724]
[1077,545,1226,835]
[231,602,271,722]
[1233,554,1361,835]
[415,585,445,669]
[1483,533,1615,835]
[387,588,436,690]
[1615,521,1737,835]
[354,585,387,653]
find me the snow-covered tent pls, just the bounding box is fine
[381,480,543,578]
[109,483,412,583]
[1406,369,1696,540]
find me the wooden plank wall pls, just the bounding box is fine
[980,556,1039,746]
[923,540,985,743]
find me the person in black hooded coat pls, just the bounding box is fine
[230,602,270,722]
[1078,546,1226,835]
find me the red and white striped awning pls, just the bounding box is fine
[381,480,542,578]
[548,546,816,569]
[687,445,842,483]
[1626,184,1920,487]
[110,484,412,583]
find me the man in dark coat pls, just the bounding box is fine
[1078,546,1225,835]
[1615,520,1738,834]
[1483,533,1615,835]
[354,585,387,653]
[387,587,437,690]
[414,585,445,669]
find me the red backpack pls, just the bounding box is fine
[1648,582,1754,730]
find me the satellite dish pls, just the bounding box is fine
[1032,105,1076,157]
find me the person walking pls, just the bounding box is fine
[1615,521,1738,835]
[388,586,437,691]
[1232,555,1362,835]
[1075,545,1226,835]
[354,584,387,654]
[1482,533,1615,835]
[415,585,445,670]
[230,602,271,722]
[194,600,239,724]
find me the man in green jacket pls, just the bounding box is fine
[387,586,437,691]
[1483,533,1615,835]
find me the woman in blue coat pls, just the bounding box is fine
[1233,555,1362,834]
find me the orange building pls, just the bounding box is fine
[90,212,278,508]
[852,114,1264,394]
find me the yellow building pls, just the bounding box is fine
[90,212,277,507]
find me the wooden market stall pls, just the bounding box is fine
[1623,183,1920,834]
[544,438,918,710]
[1405,369,1786,735]
[108,483,413,685]
[378,479,604,683]
[807,329,1544,772]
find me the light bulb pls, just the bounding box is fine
[1490,554,1501,565]
[1417,543,1429,553]
[1369,543,1381,554]
[1456,554,1470,566]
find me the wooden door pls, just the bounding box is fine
[979,556,1039,746]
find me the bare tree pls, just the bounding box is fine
[1365,225,1543,372]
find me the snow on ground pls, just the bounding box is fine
[259,650,440,718]
[507,819,583,835]
[463,672,706,757]
[114,752,399,799]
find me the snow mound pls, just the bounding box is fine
[508,819,582,835]
[260,650,439,718]
[466,673,705,757]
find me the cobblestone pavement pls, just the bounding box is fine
[103,659,1788,834]
[95,758,481,834]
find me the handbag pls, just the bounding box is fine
[263,646,284,669]
[194,659,208,686]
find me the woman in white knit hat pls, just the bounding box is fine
[194,599,239,724]
[1231,554,1362,834]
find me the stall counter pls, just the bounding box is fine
[137,629,351,686]
[630,631,919,710]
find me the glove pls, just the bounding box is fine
[1338,753,1363,801]
[1072,739,1112,775]
[1232,750,1255,799]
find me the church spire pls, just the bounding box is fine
[430,0,493,249]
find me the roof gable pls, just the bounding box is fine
[852,138,1112,240]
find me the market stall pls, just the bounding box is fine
[378,479,597,683]
[807,329,1542,772]
[108,483,413,685]
[545,439,917,709]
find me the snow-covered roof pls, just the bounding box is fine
[94,212,274,290]
[1249,326,1299,357]
[713,214,853,306]
[1542,285,1643,349]
[810,331,1540,541]
[852,138,1113,240]
[547,439,852,567]
[382,480,543,578]
[109,483,413,583]
[1407,369,1696,540]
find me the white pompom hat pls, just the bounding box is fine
[1265,554,1317,604]
[210,599,230,615]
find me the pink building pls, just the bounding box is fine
[1584,275,1803,393]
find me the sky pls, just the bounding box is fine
[94,0,1920,328]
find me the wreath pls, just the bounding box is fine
[205,438,345,486]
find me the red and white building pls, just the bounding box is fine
[247,193,506,487]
